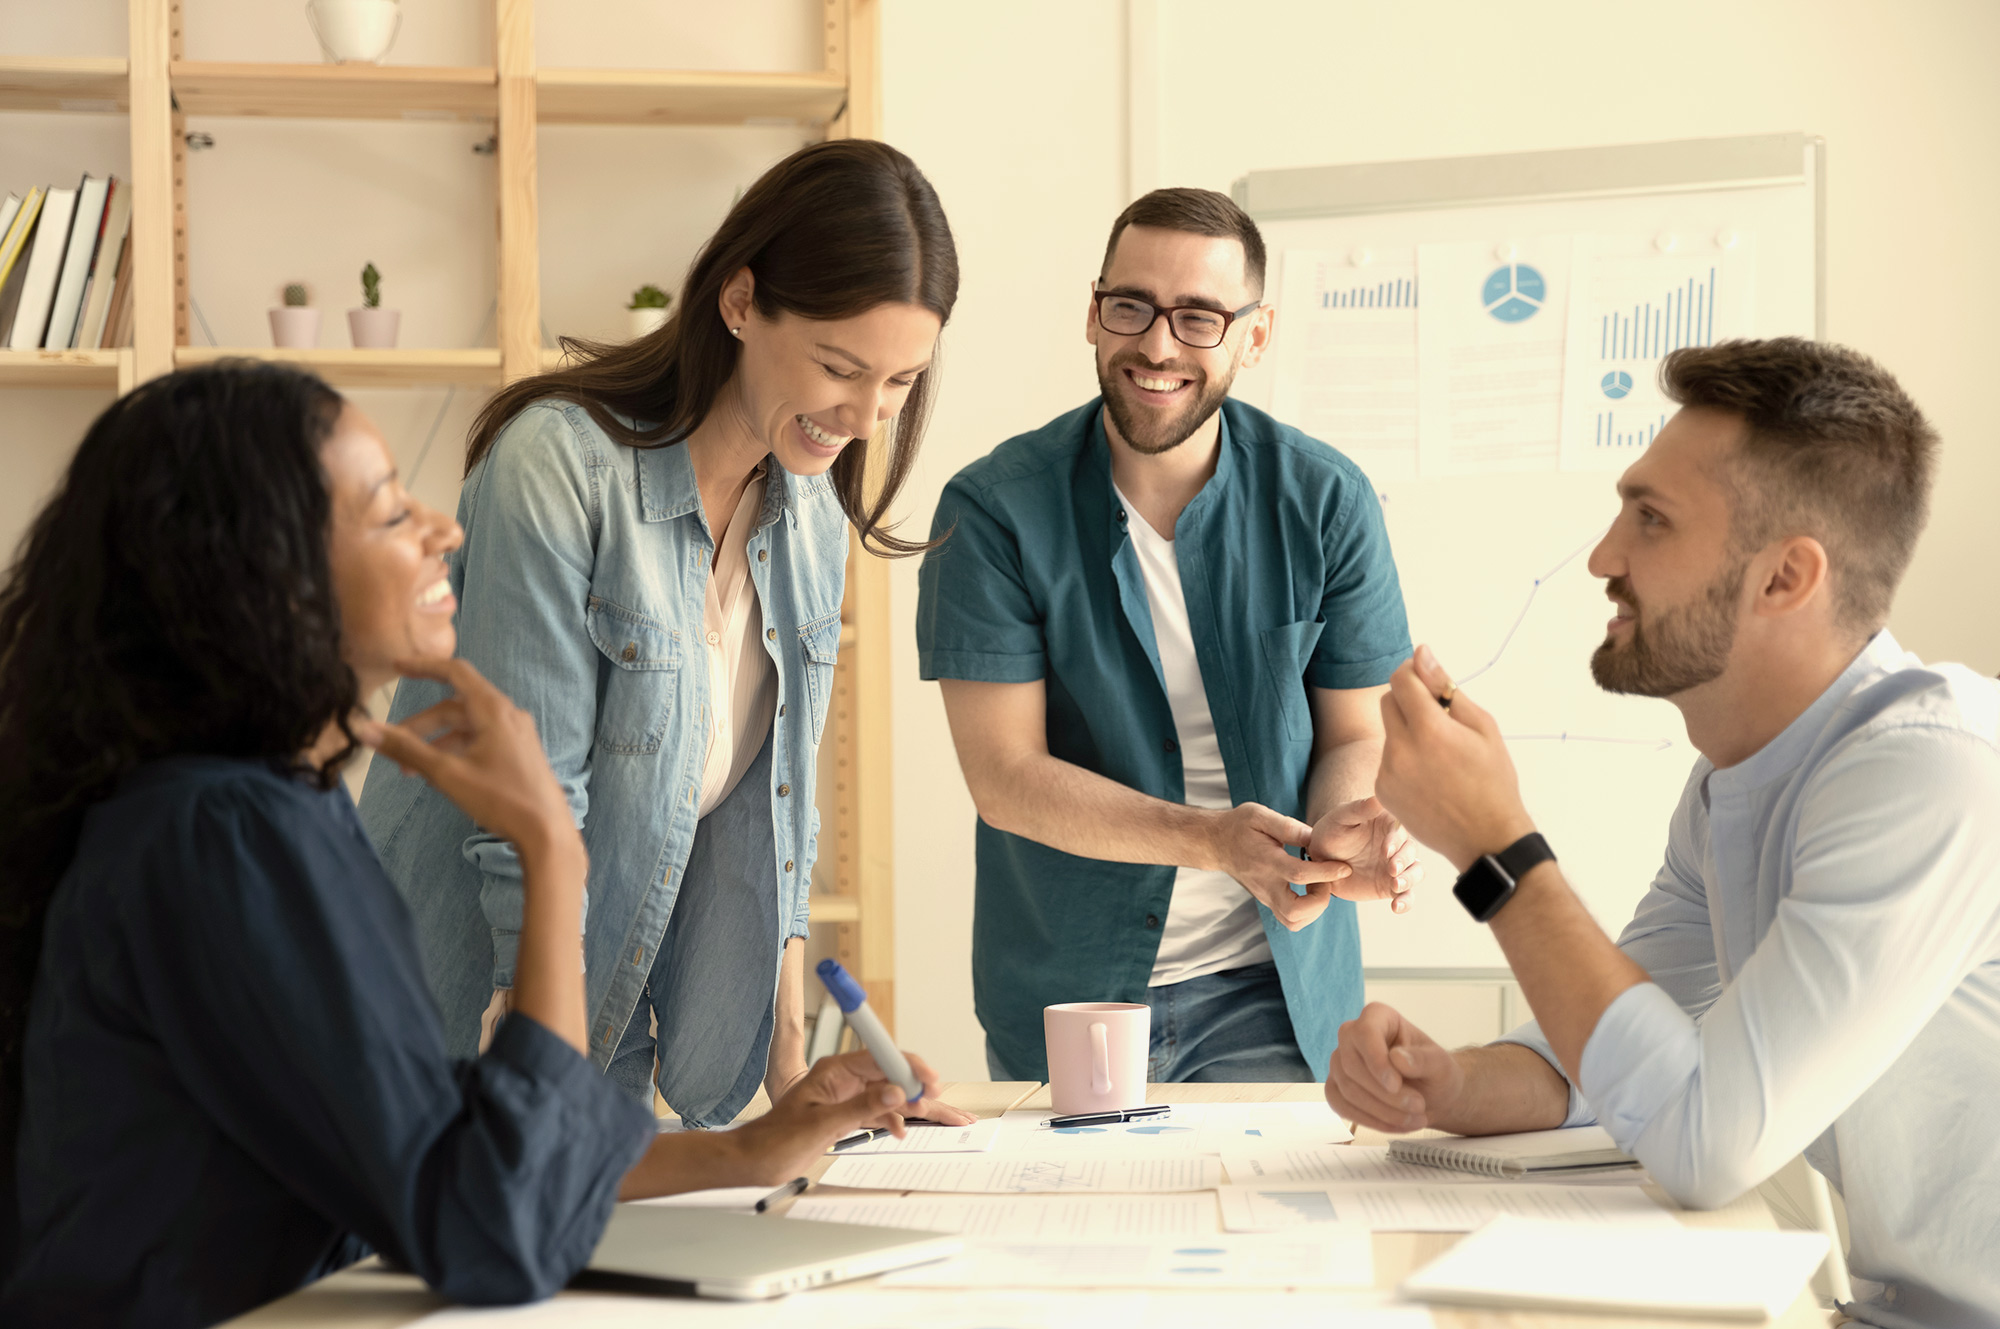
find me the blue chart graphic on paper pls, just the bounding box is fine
[1127,1125,1194,1135]
[1601,266,1717,360]
[1481,263,1545,322]
[1051,1126,1107,1135]
[1259,1191,1339,1224]
[1320,276,1416,309]
[1594,411,1668,450]
[1601,371,1633,398]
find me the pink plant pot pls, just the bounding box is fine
[268,307,321,349]
[347,307,400,349]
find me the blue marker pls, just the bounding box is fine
[816,959,922,1103]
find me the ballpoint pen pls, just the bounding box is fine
[1041,1105,1172,1129]
[753,1176,809,1213]
[831,1126,894,1151]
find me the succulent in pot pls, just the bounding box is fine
[628,283,672,339]
[268,281,320,349]
[347,261,400,349]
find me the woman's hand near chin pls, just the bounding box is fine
[357,657,589,1052]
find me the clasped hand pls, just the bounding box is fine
[1213,797,1421,931]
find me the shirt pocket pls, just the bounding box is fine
[798,610,844,746]
[1260,619,1326,743]
[585,594,680,756]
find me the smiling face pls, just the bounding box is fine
[1087,225,1271,455]
[719,271,942,475]
[322,406,463,696]
[1586,406,1751,698]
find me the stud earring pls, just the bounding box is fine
[731,327,742,338]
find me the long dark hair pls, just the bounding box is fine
[0,362,358,1174]
[466,138,958,556]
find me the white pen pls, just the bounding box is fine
[815,959,923,1103]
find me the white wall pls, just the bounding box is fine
[881,0,2000,1077]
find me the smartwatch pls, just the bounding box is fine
[1452,832,1556,923]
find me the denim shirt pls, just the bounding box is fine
[358,401,847,1125]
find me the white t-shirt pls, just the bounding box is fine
[696,465,778,818]
[1114,483,1273,987]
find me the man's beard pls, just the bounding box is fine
[1590,562,1747,698]
[1097,350,1235,456]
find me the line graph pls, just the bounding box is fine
[1449,524,1676,752]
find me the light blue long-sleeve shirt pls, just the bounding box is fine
[1499,631,2000,1329]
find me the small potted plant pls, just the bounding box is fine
[628,283,671,339]
[348,262,400,349]
[306,0,403,65]
[269,283,319,349]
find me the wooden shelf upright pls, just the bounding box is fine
[4,0,897,1035]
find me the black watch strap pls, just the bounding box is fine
[1452,832,1556,924]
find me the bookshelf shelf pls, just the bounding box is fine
[535,68,846,127]
[0,57,129,114]
[808,896,862,923]
[0,348,128,388]
[170,62,497,122]
[173,347,502,387]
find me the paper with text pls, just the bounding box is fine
[830,1117,1001,1154]
[819,1153,1223,1193]
[1217,1182,1676,1232]
[1224,1143,1640,1186]
[1271,248,1420,482]
[879,1230,1373,1289]
[991,1103,1350,1157]
[789,1192,1219,1239]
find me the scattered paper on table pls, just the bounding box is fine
[789,1192,1221,1240]
[990,1103,1349,1157]
[1224,1143,1638,1186]
[831,1117,1001,1154]
[1416,236,1571,477]
[1401,1214,1826,1319]
[1270,248,1420,482]
[819,1153,1222,1194]
[1217,1182,1676,1233]
[879,1230,1373,1289]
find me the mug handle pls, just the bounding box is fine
[1090,1022,1112,1095]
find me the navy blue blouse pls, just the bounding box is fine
[3,756,655,1329]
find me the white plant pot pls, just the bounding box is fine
[306,0,402,64]
[268,307,321,349]
[348,307,401,349]
[628,306,669,339]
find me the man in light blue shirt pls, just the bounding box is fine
[1330,338,1999,1328]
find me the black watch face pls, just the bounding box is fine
[1453,855,1515,923]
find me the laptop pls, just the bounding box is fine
[579,1204,961,1300]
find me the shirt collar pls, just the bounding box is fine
[635,442,810,529]
[1708,629,1907,797]
[1088,397,1237,533]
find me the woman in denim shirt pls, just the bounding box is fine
[359,141,966,1124]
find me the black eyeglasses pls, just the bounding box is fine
[1092,288,1262,349]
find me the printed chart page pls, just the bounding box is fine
[818,1153,1222,1193]
[1270,248,1420,482]
[992,1103,1350,1156]
[1560,233,1757,471]
[1416,236,1572,477]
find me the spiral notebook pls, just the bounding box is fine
[1388,1126,1636,1179]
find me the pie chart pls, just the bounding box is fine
[1482,263,1546,322]
[1601,370,1633,398]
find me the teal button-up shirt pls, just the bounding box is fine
[916,397,1412,1079]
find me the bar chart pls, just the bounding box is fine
[1597,266,1717,361]
[1593,410,1670,452]
[1318,275,1417,310]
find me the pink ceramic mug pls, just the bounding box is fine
[1043,1002,1150,1114]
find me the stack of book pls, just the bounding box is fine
[0,174,135,353]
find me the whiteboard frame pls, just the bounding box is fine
[1233,133,1825,338]
[1236,134,1824,985]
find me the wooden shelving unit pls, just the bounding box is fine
[1,0,898,1033]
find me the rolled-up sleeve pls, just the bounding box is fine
[1574,729,2000,1210]
[915,476,1046,683]
[1309,479,1411,689]
[129,783,655,1304]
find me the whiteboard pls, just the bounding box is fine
[1230,135,1822,970]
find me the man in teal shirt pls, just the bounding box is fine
[916,188,1420,1082]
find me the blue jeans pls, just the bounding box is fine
[985,960,1313,1083]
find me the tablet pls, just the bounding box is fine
[582,1204,961,1300]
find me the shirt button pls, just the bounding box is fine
[758,549,768,562]
[1145,914,1160,930]
[767,628,777,641]
[620,642,636,662]
[779,703,786,717]
[785,859,795,873]
[778,784,791,797]
[1163,738,1178,754]
[706,630,720,646]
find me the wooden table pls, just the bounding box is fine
[226,1081,1828,1327]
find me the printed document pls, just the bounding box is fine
[1225,1143,1640,1186]
[819,1154,1222,1194]
[1270,248,1420,482]
[991,1103,1349,1156]
[788,1192,1220,1240]
[830,1118,1000,1154]
[879,1231,1373,1289]
[1217,1182,1676,1233]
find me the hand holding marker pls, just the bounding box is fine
[815,958,922,1103]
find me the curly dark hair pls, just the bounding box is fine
[0,361,359,1187]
